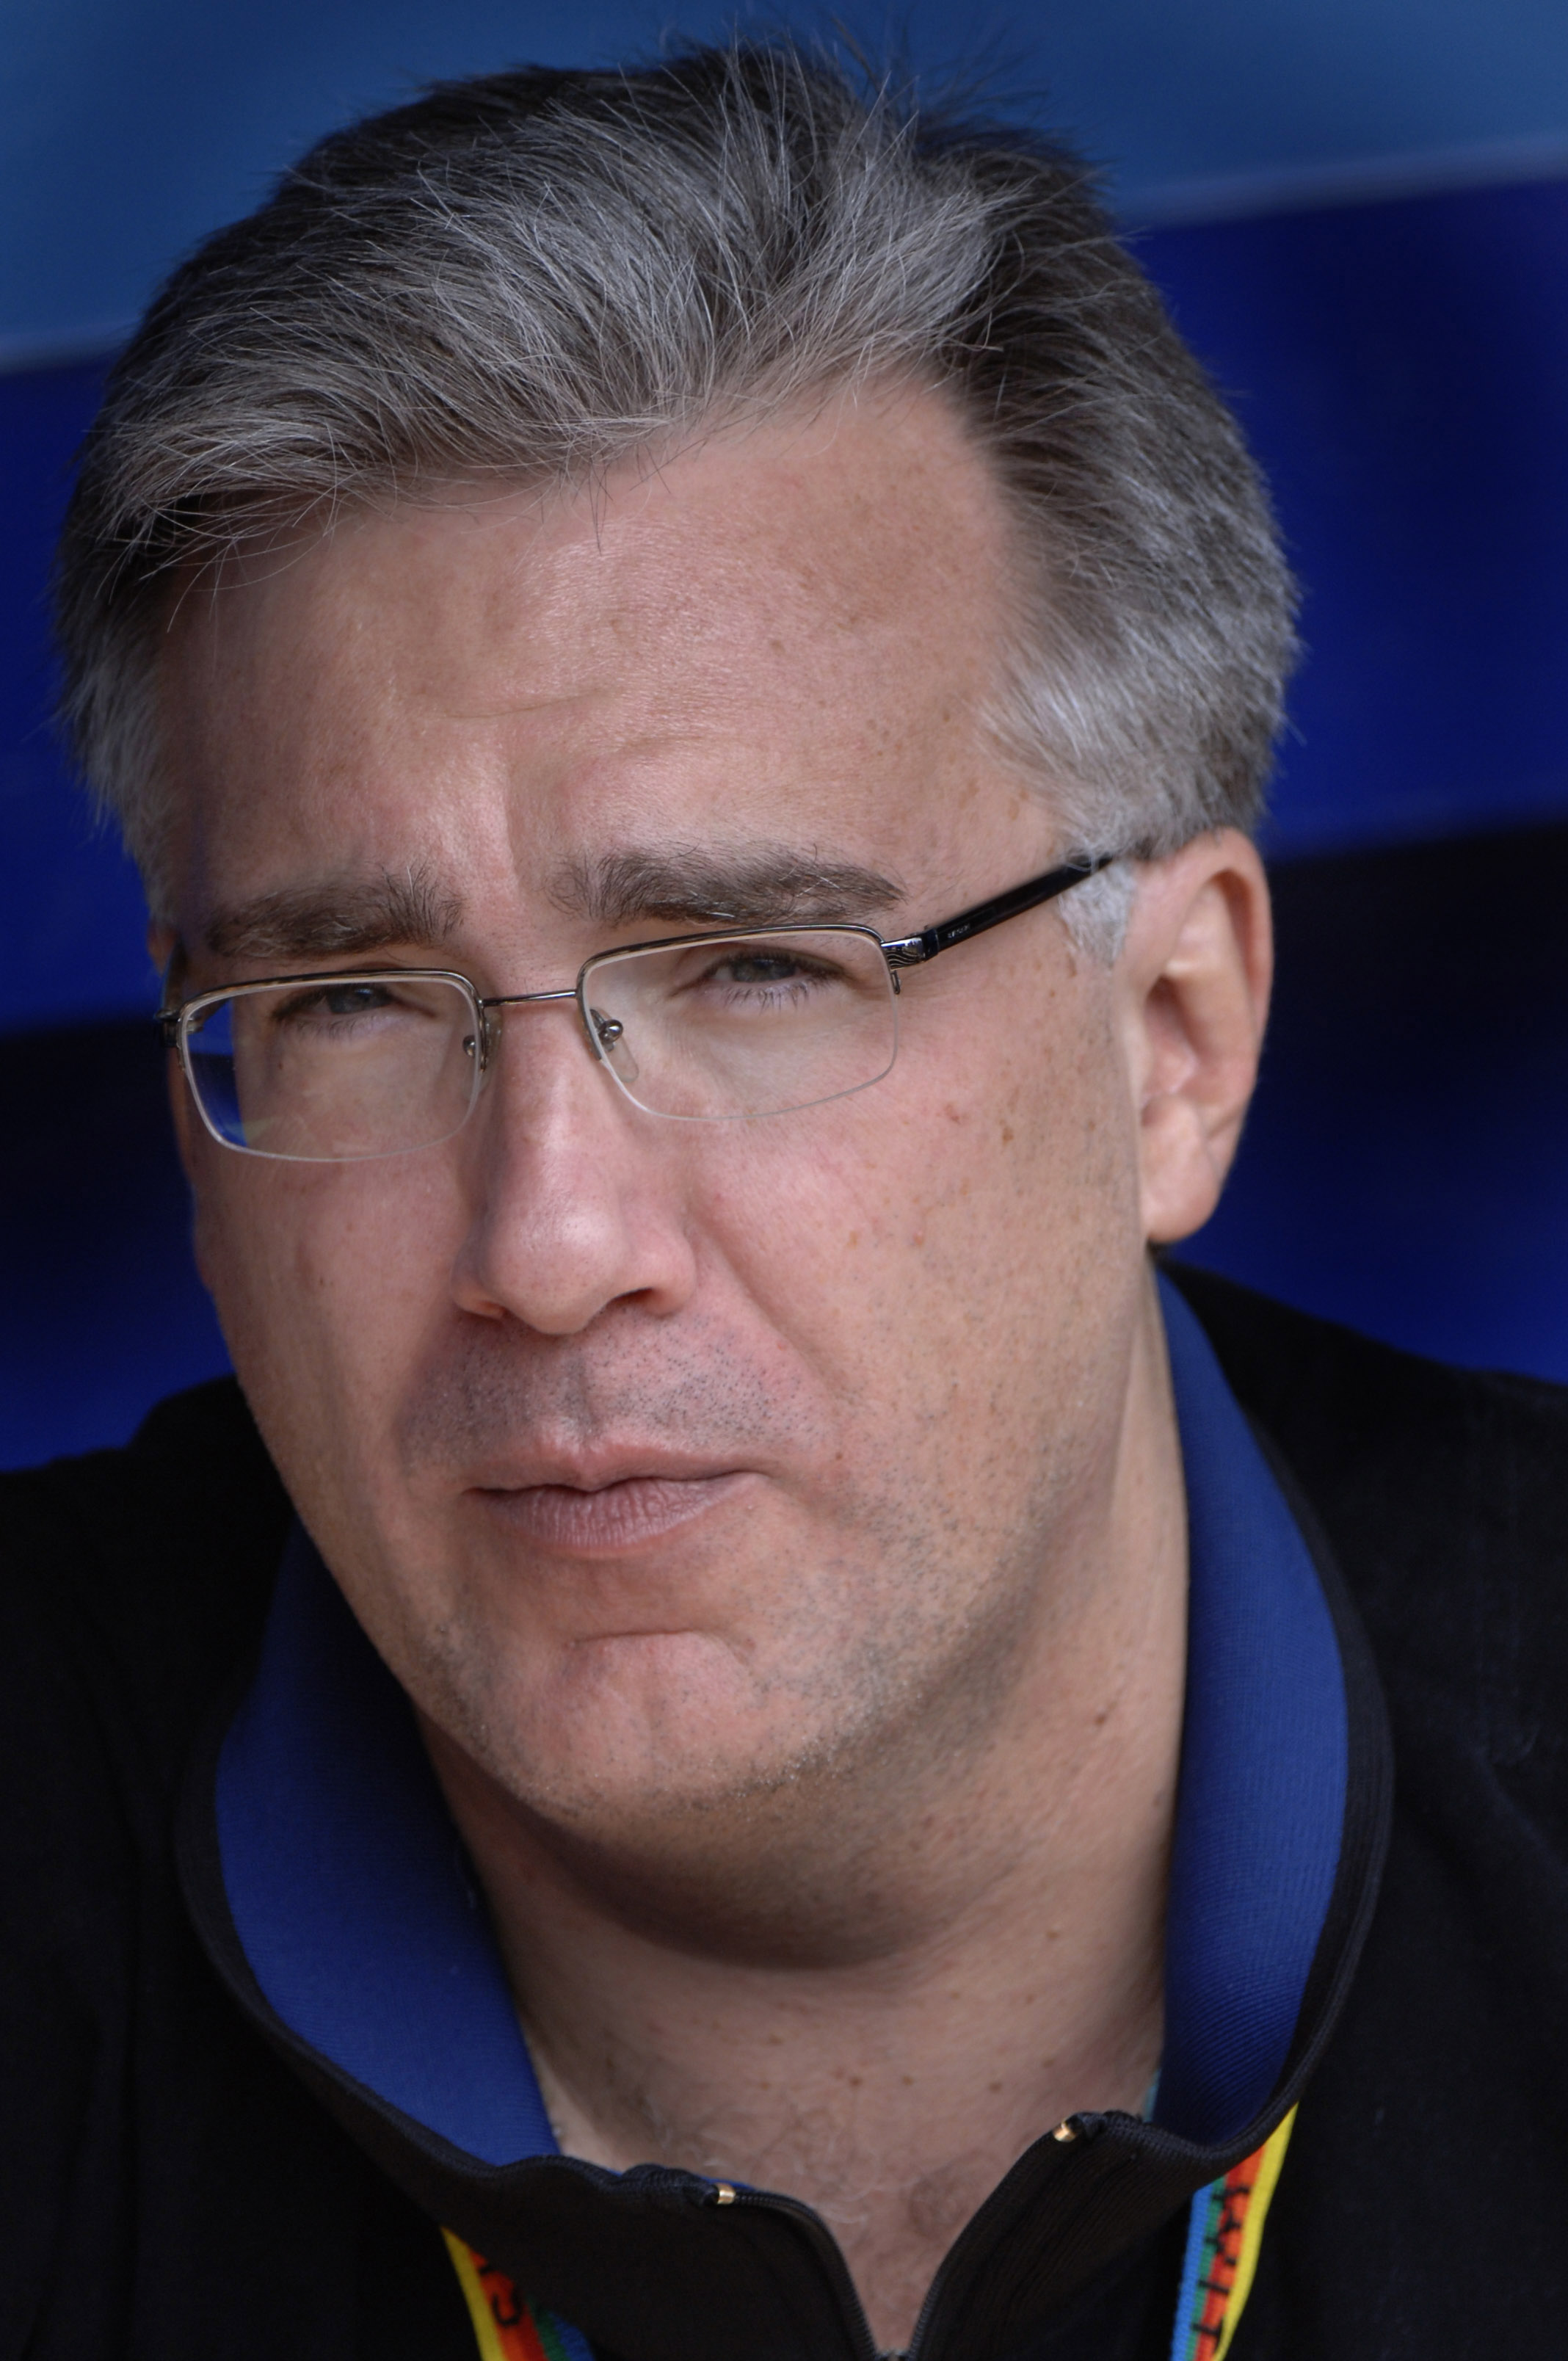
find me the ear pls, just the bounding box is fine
[1112,830,1273,1247]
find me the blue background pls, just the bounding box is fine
[4,1,1568,1462]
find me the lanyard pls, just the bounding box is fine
[443,2106,1296,2361]
[1168,2108,1296,2361]
[442,2232,595,2361]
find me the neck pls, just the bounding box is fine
[422,1278,1187,2352]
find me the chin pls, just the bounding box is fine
[418,1624,934,1967]
[496,1750,907,1970]
[434,1622,815,1809]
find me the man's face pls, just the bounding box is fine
[161,388,1166,1932]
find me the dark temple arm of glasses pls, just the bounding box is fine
[879,855,1114,971]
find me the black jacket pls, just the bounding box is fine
[4,1266,1567,2359]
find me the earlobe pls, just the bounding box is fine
[1119,832,1273,1248]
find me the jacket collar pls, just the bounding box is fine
[179,1277,1391,2361]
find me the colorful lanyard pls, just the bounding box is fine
[442,2231,595,2361]
[1168,2107,1296,2361]
[444,2106,1296,2361]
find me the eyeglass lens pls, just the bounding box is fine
[184,973,484,1161]
[584,930,896,1122]
[182,931,899,1161]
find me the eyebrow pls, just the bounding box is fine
[553,844,906,929]
[200,842,906,967]
[204,868,463,962]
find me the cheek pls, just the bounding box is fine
[691,984,1141,1442]
[191,1147,467,1476]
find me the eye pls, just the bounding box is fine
[689,943,854,997]
[272,980,401,1025]
[712,951,829,987]
[318,982,397,1018]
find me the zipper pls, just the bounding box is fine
[900,2114,1092,2361]
[705,2182,882,2361]
[700,2114,1091,2361]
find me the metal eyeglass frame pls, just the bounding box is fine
[159,853,1111,1141]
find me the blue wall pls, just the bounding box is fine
[5,1,1568,1462]
[8,0,1568,359]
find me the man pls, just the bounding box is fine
[7,42,1566,2361]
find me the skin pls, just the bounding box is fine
[156,382,1271,2350]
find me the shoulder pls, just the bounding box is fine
[1165,1261,1568,1780]
[1169,1271,1568,2333]
[1164,1258,1568,1581]
[0,1377,291,1799]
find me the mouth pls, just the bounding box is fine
[471,1468,755,1553]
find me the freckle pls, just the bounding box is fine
[902,2073,915,2086]
[988,2079,1003,2093]
[847,1230,859,1247]
[1000,1123,1015,1145]
[848,2074,863,2088]
[1093,1706,1110,1725]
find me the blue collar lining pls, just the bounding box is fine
[217,1527,556,2162]
[1153,1274,1346,2140]
[215,1275,1346,2161]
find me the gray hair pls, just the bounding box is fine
[54,43,1297,952]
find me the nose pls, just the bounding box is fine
[449,998,699,1336]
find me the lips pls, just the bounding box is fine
[473,1468,754,1553]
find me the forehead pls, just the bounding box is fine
[158,385,1028,947]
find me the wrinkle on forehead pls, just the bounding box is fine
[161,384,1026,947]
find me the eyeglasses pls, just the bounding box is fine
[160,856,1110,1163]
